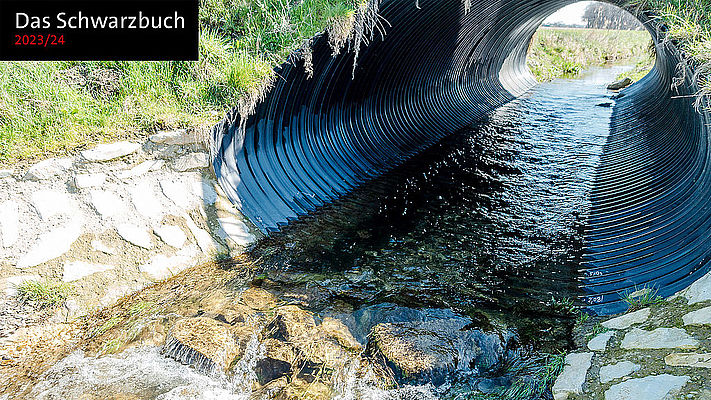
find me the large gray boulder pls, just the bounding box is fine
[366,317,505,385]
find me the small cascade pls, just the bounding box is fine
[27,347,247,400]
[229,335,266,396]
[162,317,242,375]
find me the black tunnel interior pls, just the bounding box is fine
[211,0,711,315]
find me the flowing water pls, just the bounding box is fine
[255,65,631,345]
[28,65,632,399]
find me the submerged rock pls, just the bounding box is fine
[267,305,360,357]
[250,303,368,394]
[125,317,173,349]
[348,303,470,342]
[366,317,503,385]
[279,378,333,400]
[265,305,318,341]
[255,376,289,398]
[163,317,240,373]
[320,317,361,351]
[242,287,279,311]
[255,338,295,385]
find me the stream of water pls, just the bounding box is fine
[27,65,632,399]
[256,65,630,346]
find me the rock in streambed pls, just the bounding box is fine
[163,317,241,373]
[366,315,507,385]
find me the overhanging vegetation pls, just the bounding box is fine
[631,0,711,107]
[0,0,708,165]
[0,0,360,164]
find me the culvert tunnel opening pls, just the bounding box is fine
[212,0,711,322]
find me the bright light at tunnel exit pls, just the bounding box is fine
[544,1,595,26]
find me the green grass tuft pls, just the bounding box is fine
[550,296,577,315]
[128,301,154,316]
[100,338,124,355]
[621,286,665,310]
[88,315,124,338]
[212,247,233,264]
[16,279,73,309]
[586,322,610,341]
[576,311,590,326]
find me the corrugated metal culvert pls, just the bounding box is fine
[211,0,711,315]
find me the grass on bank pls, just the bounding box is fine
[616,53,657,82]
[16,280,73,309]
[527,27,654,82]
[621,286,665,310]
[466,352,567,400]
[3,0,710,165]
[502,352,566,400]
[0,0,358,165]
[630,0,711,107]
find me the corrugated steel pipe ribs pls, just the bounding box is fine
[211,0,711,315]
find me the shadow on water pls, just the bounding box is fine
[251,66,630,351]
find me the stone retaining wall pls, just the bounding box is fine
[0,132,258,336]
[553,277,711,399]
